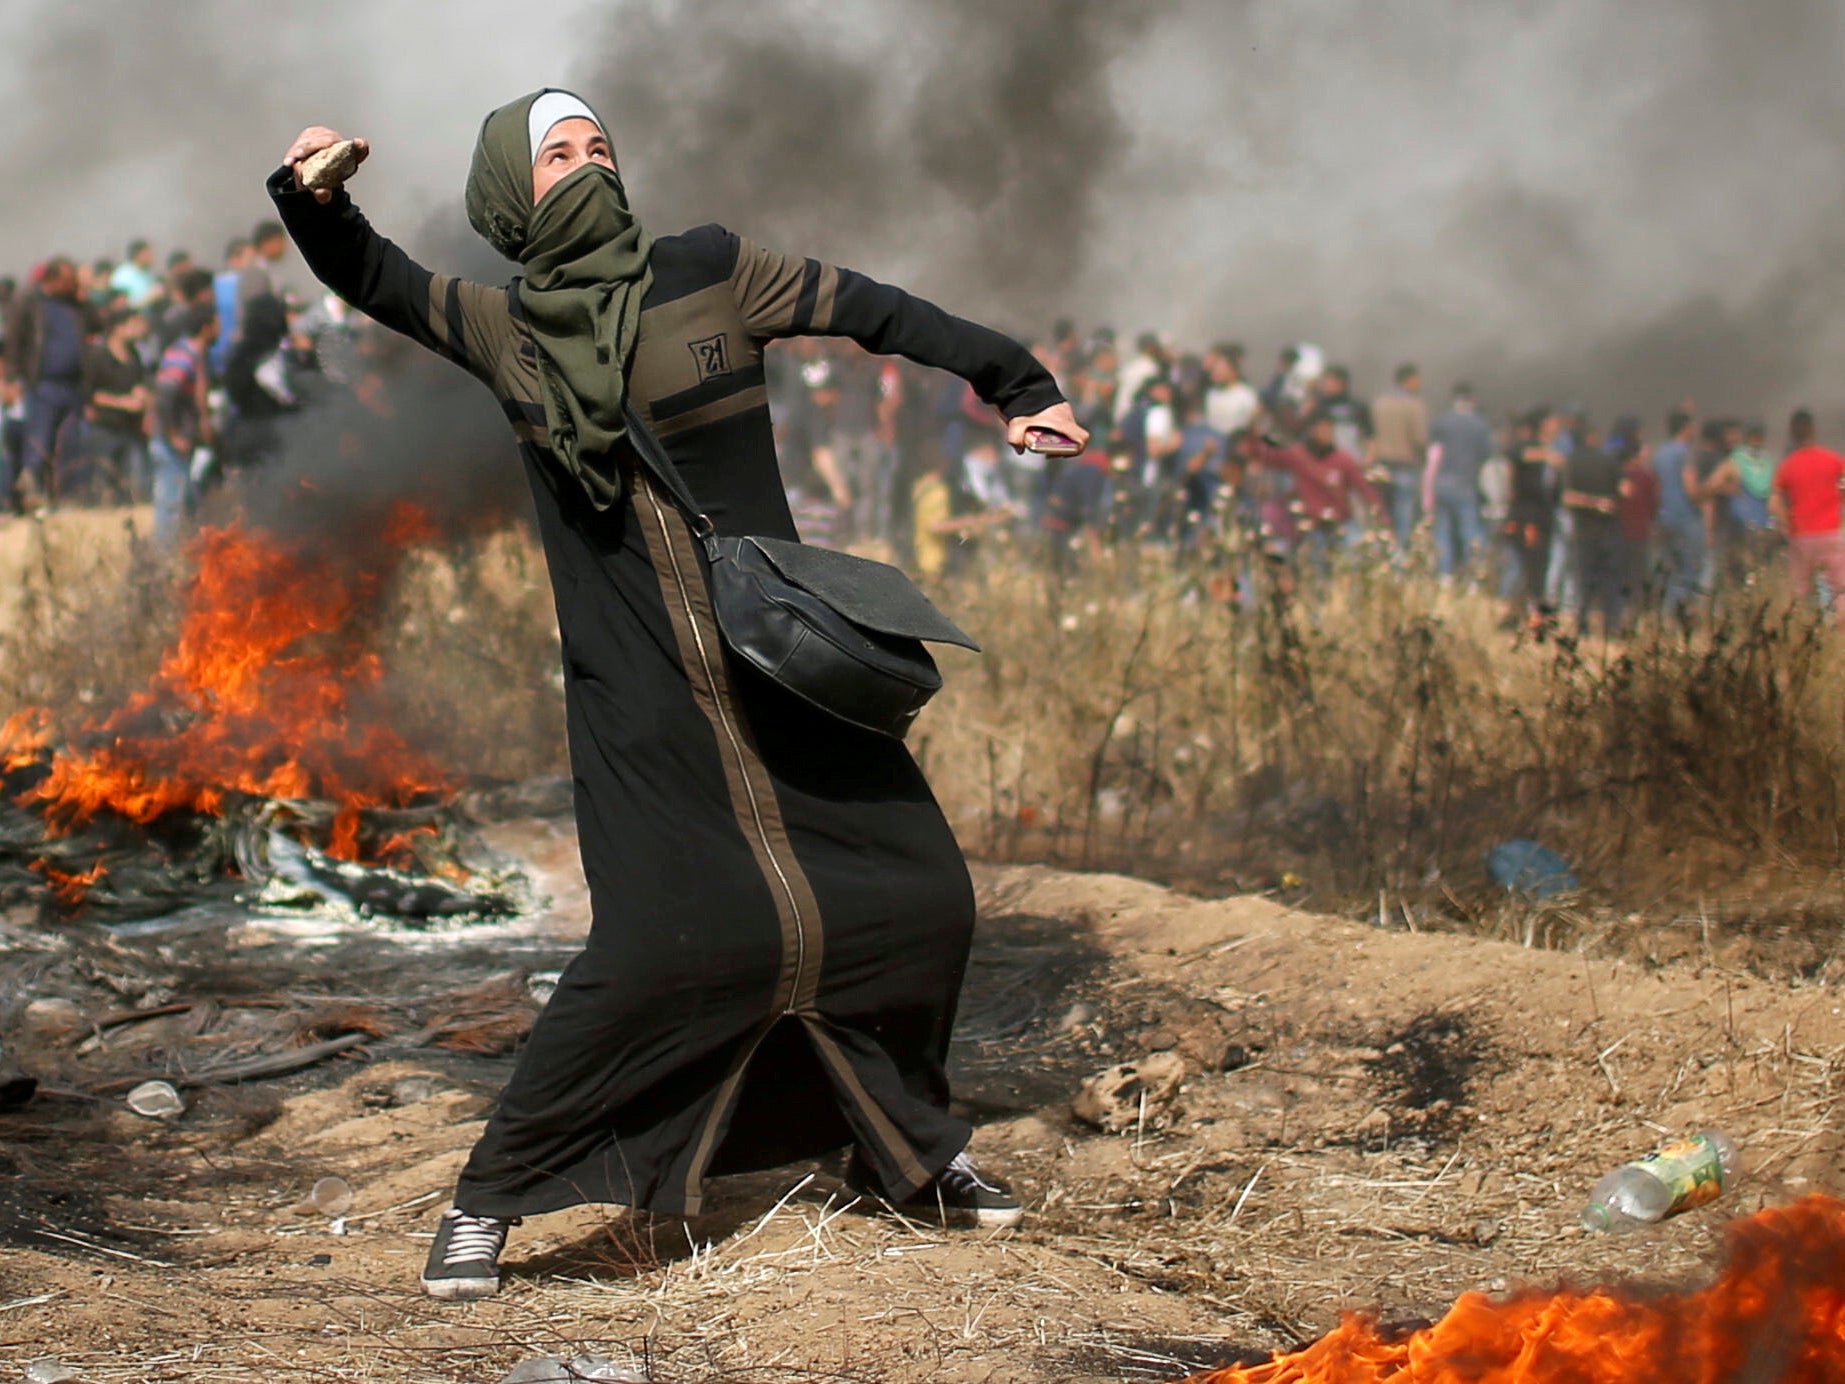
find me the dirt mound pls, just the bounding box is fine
[2,861,1839,1382]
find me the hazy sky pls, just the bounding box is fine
[0,0,606,273]
[3,0,1839,418]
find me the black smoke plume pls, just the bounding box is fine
[579,0,1175,334]
[577,0,1845,423]
[4,0,1841,455]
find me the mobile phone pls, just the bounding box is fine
[1025,427,1083,457]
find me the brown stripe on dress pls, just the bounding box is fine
[804,1020,934,1193]
[675,1034,764,1216]
[425,274,452,353]
[631,468,826,1015]
[630,284,758,406]
[443,278,467,362]
[632,467,837,1205]
[730,238,807,337]
[652,385,771,440]
[662,471,829,1008]
[811,265,839,333]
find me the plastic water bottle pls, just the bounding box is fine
[1581,1131,1741,1232]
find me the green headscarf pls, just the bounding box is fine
[465,88,654,509]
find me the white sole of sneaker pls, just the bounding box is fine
[844,1183,1025,1231]
[887,1200,1026,1231]
[421,1274,500,1301]
[973,1206,1025,1230]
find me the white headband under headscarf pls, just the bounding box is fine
[526,90,603,165]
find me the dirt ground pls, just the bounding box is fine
[1,854,1841,1384]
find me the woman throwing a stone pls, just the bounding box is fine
[273,90,1086,1299]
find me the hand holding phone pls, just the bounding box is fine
[1025,427,1083,457]
[1008,405,1089,457]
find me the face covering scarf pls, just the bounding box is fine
[465,88,655,509]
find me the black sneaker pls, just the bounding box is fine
[421,1208,518,1300]
[854,1151,1024,1230]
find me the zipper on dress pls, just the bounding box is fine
[642,481,810,1015]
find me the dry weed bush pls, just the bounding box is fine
[917,542,1845,915]
[380,525,566,781]
[0,515,567,785]
[8,513,1843,928]
[0,512,175,718]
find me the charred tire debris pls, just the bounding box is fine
[0,768,574,1182]
[0,758,568,925]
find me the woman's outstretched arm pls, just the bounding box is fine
[268,126,512,384]
[721,229,1086,455]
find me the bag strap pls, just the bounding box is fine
[506,278,713,537]
[620,402,714,538]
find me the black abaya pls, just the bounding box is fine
[270,169,1063,1217]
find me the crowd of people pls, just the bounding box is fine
[0,224,356,543]
[2,234,1840,633]
[770,329,1845,633]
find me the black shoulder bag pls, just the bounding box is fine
[619,403,979,740]
[505,279,977,739]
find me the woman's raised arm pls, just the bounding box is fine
[269,126,512,384]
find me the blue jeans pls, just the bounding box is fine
[1543,507,1576,610]
[149,437,193,545]
[1431,489,1483,577]
[1386,466,1421,549]
[0,415,20,511]
[838,431,897,546]
[1658,521,1706,624]
[20,379,83,500]
[88,426,149,503]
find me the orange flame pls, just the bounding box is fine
[381,502,440,548]
[376,824,437,868]
[6,510,448,861]
[0,709,52,774]
[1185,1196,1845,1384]
[29,859,108,907]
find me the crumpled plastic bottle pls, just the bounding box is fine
[124,1080,185,1120]
[499,1354,645,1383]
[1581,1131,1741,1232]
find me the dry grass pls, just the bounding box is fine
[379,528,567,784]
[6,509,1843,935]
[0,509,177,716]
[916,540,1845,920]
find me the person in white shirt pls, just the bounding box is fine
[1114,331,1166,424]
[1203,342,1259,436]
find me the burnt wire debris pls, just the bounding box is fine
[0,754,565,1123]
[0,885,562,1131]
[0,750,558,925]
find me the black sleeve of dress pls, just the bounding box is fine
[265,165,509,380]
[724,230,1063,421]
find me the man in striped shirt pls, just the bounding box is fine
[150,304,216,544]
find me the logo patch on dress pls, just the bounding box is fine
[688,333,733,383]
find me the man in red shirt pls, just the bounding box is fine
[1771,409,1845,622]
[1248,414,1383,566]
[1611,416,1660,612]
